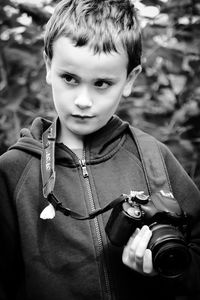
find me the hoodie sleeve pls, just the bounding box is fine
[159,141,200,296]
[0,152,27,300]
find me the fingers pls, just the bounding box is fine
[122,225,157,276]
[143,249,154,274]
[129,225,152,262]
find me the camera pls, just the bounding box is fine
[105,191,191,278]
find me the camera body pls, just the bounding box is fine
[105,191,191,278]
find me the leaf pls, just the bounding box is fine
[40,203,56,220]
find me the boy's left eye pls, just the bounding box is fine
[61,74,78,85]
[94,80,112,89]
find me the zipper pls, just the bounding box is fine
[79,155,112,299]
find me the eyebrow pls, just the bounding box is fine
[60,71,79,79]
[95,76,116,82]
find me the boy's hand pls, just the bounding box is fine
[122,225,157,276]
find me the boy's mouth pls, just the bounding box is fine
[72,114,94,119]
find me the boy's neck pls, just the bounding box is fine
[55,118,85,150]
[57,129,84,150]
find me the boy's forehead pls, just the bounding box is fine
[52,36,128,77]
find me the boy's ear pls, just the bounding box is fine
[122,65,142,97]
[43,51,52,85]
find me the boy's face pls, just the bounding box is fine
[45,37,140,146]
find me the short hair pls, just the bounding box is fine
[44,0,142,74]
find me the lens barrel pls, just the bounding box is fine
[148,224,191,278]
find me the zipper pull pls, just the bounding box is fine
[80,159,89,178]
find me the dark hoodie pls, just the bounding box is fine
[0,115,200,300]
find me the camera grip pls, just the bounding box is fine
[105,203,140,247]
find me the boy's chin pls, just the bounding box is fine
[72,128,98,137]
[71,124,105,137]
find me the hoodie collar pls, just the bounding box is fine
[9,115,129,161]
[84,115,129,159]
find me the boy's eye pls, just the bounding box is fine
[94,80,112,89]
[61,74,78,85]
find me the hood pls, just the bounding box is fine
[9,115,129,161]
[9,117,52,157]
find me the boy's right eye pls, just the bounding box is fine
[61,73,78,86]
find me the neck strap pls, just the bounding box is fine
[41,121,56,198]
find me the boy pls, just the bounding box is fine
[0,0,200,299]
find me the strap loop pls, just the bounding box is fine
[48,193,126,220]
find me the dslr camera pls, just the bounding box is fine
[105,191,191,278]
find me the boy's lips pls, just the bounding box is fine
[72,114,95,119]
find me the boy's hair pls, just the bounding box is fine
[44,0,142,74]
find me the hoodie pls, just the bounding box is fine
[0,115,200,300]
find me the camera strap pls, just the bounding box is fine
[47,193,126,220]
[40,121,126,220]
[129,127,173,197]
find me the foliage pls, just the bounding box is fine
[0,0,200,187]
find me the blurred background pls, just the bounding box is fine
[0,0,200,188]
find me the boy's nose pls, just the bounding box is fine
[74,87,92,109]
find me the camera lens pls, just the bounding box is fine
[148,224,191,278]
